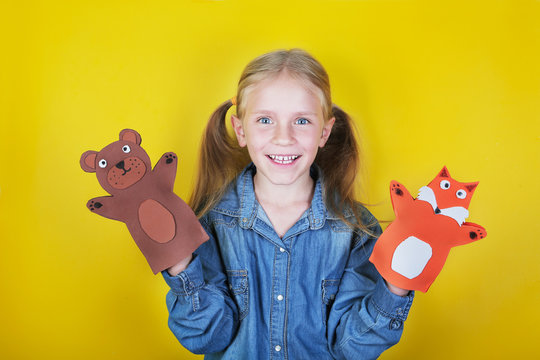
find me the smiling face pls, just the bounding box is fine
[231,71,334,191]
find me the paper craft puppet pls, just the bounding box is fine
[369,167,486,292]
[80,129,209,274]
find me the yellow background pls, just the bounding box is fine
[1,0,538,358]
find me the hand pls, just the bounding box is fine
[385,280,410,297]
[167,255,193,276]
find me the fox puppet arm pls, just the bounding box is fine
[388,181,415,217]
[455,222,487,247]
[370,167,487,292]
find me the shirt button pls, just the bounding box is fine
[277,294,284,301]
[279,247,285,253]
[389,319,402,330]
[275,345,281,352]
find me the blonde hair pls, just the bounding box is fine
[190,48,369,232]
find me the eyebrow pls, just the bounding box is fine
[251,110,318,117]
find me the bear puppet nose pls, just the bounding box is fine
[115,160,125,169]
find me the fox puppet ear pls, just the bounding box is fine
[438,166,450,178]
[119,129,142,145]
[465,182,479,193]
[80,150,98,173]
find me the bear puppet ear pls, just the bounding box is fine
[80,150,98,173]
[119,129,142,145]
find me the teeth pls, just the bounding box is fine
[268,155,299,164]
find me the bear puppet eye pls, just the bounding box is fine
[122,145,131,153]
[456,189,467,199]
[98,159,108,168]
[440,180,451,190]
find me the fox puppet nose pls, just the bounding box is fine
[435,207,441,214]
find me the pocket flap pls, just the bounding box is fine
[226,269,248,294]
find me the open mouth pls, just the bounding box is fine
[267,154,300,165]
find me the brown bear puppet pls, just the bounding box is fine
[80,129,208,274]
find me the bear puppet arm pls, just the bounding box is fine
[87,196,126,221]
[152,152,178,192]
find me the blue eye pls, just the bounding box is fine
[258,117,272,124]
[295,118,309,125]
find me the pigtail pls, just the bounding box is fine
[316,104,370,234]
[189,100,250,217]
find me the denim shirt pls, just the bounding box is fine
[162,164,414,359]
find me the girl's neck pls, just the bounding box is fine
[253,172,315,207]
[253,172,315,238]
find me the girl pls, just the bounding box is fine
[162,49,414,359]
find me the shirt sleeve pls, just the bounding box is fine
[161,217,239,354]
[327,215,415,360]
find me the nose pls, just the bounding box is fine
[115,160,125,169]
[272,123,295,145]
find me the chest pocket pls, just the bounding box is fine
[321,279,340,325]
[226,269,249,320]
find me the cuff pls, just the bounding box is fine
[370,277,414,321]
[161,255,205,296]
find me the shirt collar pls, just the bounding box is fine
[235,163,327,230]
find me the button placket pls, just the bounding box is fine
[270,244,289,358]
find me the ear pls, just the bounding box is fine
[231,115,247,147]
[465,182,479,193]
[119,129,142,145]
[80,151,98,173]
[319,117,335,148]
[438,166,450,178]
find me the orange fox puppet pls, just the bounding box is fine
[369,167,486,292]
[80,129,208,274]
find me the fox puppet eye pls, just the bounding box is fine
[98,159,108,168]
[440,180,451,190]
[122,145,131,153]
[456,189,467,199]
